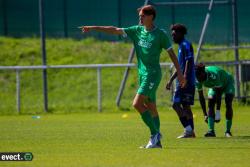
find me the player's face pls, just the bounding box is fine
[139,11,153,26]
[171,30,182,43]
[196,71,207,82]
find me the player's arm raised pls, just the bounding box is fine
[80,26,124,35]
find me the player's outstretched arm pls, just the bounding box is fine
[167,48,186,88]
[79,26,124,35]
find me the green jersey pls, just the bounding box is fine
[196,66,234,91]
[123,25,172,75]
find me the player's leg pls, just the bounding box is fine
[225,93,234,137]
[181,104,195,138]
[205,88,216,137]
[172,89,188,129]
[182,85,195,131]
[144,101,162,148]
[135,74,161,148]
[224,76,235,137]
[144,73,162,133]
[133,94,157,135]
[145,102,160,132]
[174,85,195,138]
[133,94,160,149]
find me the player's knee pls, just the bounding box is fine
[208,98,215,111]
[132,100,141,110]
[132,101,137,109]
[172,103,183,117]
[208,107,215,116]
[172,103,180,110]
[226,111,233,120]
[183,106,193,119]
[226,105,233,119]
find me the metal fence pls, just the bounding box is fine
[0,63,170,113]
[0,61,249,113]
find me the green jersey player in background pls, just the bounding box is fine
[195,63,235,137]
[80,5,186,148]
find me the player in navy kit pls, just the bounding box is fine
[166,24,196,138]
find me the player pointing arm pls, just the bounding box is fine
[80,5,185,148]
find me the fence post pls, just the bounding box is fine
[16,70,20,113]
[39,0,48,112]
[232,0,240,99]
[97,67,102,112]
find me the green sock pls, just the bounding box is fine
[208,116,215,131]
[140,111,158,135]
[226,119,232,132]
[152,116,160,132]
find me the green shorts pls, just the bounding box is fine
[208,75,235,97]
[137,73,162,103]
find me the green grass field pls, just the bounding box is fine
[0,37,250,166]
[0,106,249,167]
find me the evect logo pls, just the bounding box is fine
[0,152,33,161]
[138,39,152,48]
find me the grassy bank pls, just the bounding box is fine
[0,37,249,114]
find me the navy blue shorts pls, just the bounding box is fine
[173,85,195,105]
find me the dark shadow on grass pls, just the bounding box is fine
[191,136,250,140]
[167,146,250,150]
[166,136,250,149]
[210,136,250,140]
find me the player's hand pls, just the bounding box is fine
[176,72,186,88]
[204,115,208,123]
[80,26,91,33]
[178,75,187,88]
[166,81,172,90]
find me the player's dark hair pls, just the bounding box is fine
[195,63,206,82]
[195,63,206,72]
[137,5,156,20]
[171,24,187,35]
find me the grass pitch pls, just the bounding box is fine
[0,106,249,167]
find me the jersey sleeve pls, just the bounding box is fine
[122,25,138,41]
[160,29,172,50]
[182,42,194,61]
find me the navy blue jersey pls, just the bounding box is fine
[176,39,195,87]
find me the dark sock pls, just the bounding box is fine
[179,116,188,128]
[152,115,160,132]
[226,119,232,132]
[187,119,194,130]
[208,116,215,131]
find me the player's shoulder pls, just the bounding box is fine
[125,25,142,31]
[180,39,192,48]
[158,28,168,35]
[206,66,221,72]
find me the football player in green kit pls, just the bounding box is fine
[80,5,186,148]
[195,63,235,137]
